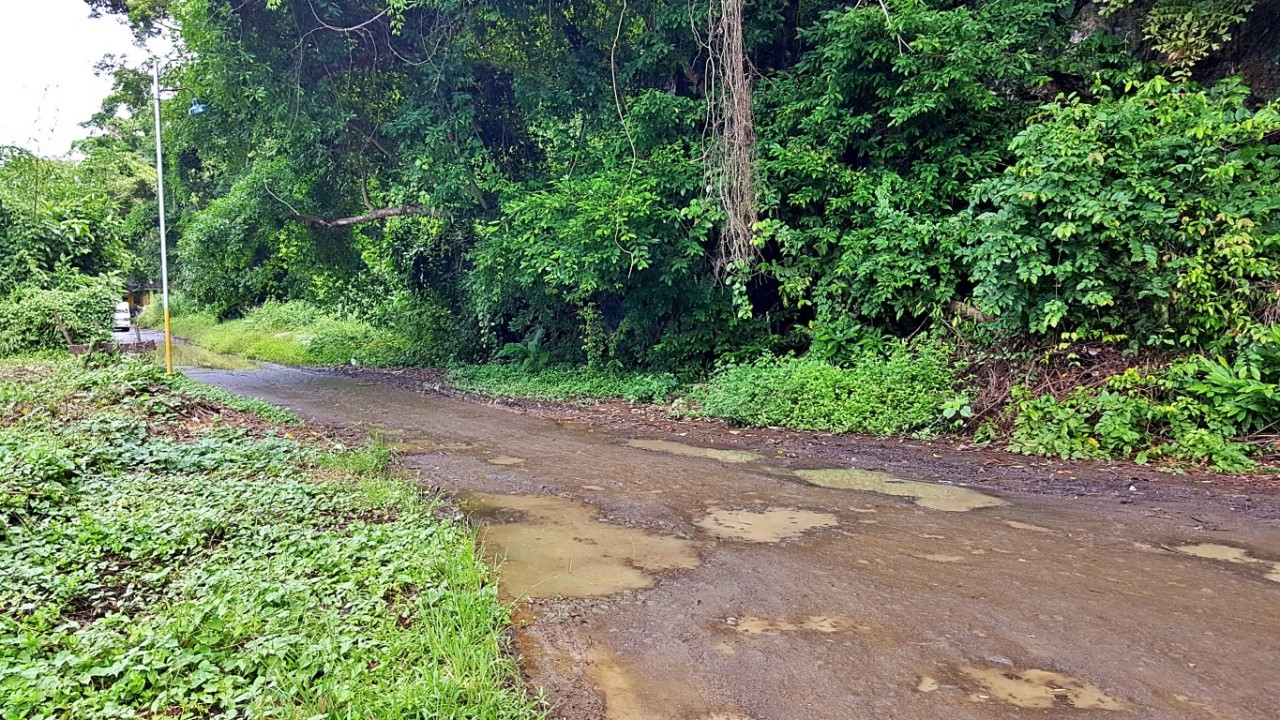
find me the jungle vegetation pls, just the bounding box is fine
[12,0,1280,468]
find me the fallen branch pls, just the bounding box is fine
[262,183,427,228]
[293,205,427,228]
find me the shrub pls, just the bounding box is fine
[970,76,1280,347]
[687,344,963,435]
[1007,338,1280,471]
[0,276,120,354]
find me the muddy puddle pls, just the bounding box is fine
[386,438,476,454]
[586,644,756,720]
[1005,520,1053,533]
[626,439,761,464]
[696,507,838,542]
[1173,542,1280,583]
[488,455,527,466]
[728,616,867,635]
[463,493,698,599]
[795,468,1008,512]
[960,666,1127,710]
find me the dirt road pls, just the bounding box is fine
[188,365,1280,720]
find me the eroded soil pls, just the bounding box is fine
[188,365,1280,720]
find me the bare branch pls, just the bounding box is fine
[293,205,427,228]
[263,183,427,228]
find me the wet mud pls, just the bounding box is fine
[959,666,1127,711]
[695,507,838,542]
[464,492,698,600]
[795,468,1008,512]
[1172,542,1280,583]
[626,439,762,464]
[188,365,1280,720]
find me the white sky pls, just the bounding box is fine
[0,0,159,156]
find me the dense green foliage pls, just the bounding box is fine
[0,357,539,719]
[0,149,130,294]
[1009,332,1280,470]
[83,0,1270,352]
[42,0,1280,469]
[686,346,964,435]
[971,77,1280,346]
[0,148,142,353]
[0,278,120,353]
[99,0,1269,356]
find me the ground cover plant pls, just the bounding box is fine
[0,356,541,719]
[446,365,682,404]
[684,344,966,436]
[141,299,412,367]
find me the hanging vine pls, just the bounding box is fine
[708,0,759,275]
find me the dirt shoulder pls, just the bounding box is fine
[325,365,1280,520]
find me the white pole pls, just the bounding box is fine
[152,60,173,375]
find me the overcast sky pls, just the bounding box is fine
[0,0,160,156]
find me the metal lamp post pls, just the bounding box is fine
[150,61,174,374]
[151,60,208,375]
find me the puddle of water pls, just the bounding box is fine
[586,645,654,720]
[1173,693,1232,720]
[1173,543,1280,583]
[729,615,867,635]
[586,645,755,720]
[696,507,838,542]
[626,439,761,464]
[795,468,1008,512]
[1006,520,1052,533]
[961,667,1127,710]
[466,493,698,599]
[488,455,527,466]
[387,438,475,454]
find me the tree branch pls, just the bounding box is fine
[293,205,427,228]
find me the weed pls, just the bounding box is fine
[0,356,541,719]
[447,364,681,404]
[684,345,963,436]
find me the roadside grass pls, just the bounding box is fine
[445,364,682,404]
[0,356,541,719]
[142,300,408,367]
[682,350,965,436]
[163,341,261,370]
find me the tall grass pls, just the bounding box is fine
[446,364,682,403]
[142,299,409,366]
[684,348,964,435]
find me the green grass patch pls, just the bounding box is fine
[0,356,541,719]
[162,342,260,371]
[143,300,410,367]
[446,364,681,404]
[683,348,965,436]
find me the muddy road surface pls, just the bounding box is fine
[188,365,1280,720]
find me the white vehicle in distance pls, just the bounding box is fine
[113,301,132,332]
